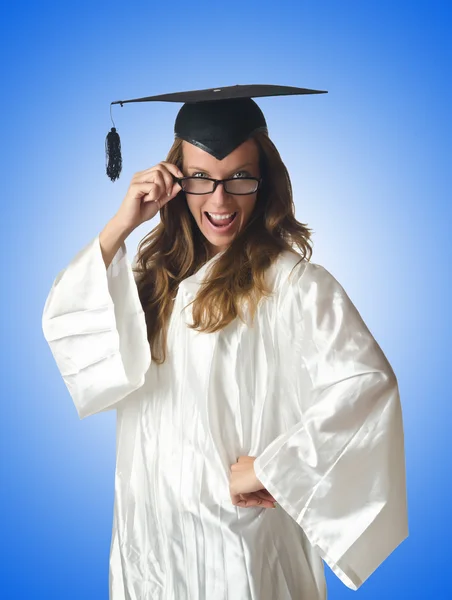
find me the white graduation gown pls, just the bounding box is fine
[42,234,408,600]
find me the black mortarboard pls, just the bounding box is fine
[105,84,327,181]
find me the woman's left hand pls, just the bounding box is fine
[229,456,277,508]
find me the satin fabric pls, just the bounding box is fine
[42,235,408,599]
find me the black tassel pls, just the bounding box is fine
[105,127,122,181]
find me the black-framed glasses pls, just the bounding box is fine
[173,175,262,195]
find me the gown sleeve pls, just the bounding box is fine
[253,261,408,591]
[41,233,152,420]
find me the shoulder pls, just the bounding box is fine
[271,252,362,331]
[272,250,342,297]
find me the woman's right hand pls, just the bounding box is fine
[114,161,185,235]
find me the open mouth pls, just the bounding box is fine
[204,211,238,229]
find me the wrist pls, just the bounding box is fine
[109,214,133,240]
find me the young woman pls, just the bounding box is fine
[42,87,408,600]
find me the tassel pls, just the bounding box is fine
[105,127,122,181]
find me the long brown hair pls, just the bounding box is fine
[133,130,313,364]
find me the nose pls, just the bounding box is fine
[208,181,233,204]
[212,180,229,196]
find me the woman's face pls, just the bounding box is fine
[181,138,260,256]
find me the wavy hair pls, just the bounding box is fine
[133,130,313,364]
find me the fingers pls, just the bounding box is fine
[144,170,170,199]
[160,161,185,180]
[253,489,277,504]
[231,491,276,509]
[133,162,184,196]
[130,176,180,210]
[135,161,184,179]
[131,180,162,203]
[117,161,184,232]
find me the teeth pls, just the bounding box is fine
[207,212,235,220]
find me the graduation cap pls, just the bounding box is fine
[105,84,328,182]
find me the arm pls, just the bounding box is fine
[253,262,408,590]
[99,216,132,270]
[41,229,151,419]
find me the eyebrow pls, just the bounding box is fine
[186,162,255,175]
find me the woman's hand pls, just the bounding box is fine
[114,161,184,235]
[229,456,277,509]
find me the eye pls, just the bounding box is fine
[191,170,251,178]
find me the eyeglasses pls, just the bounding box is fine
[173,175,262,195]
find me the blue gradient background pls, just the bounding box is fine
[1,1,450,598]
